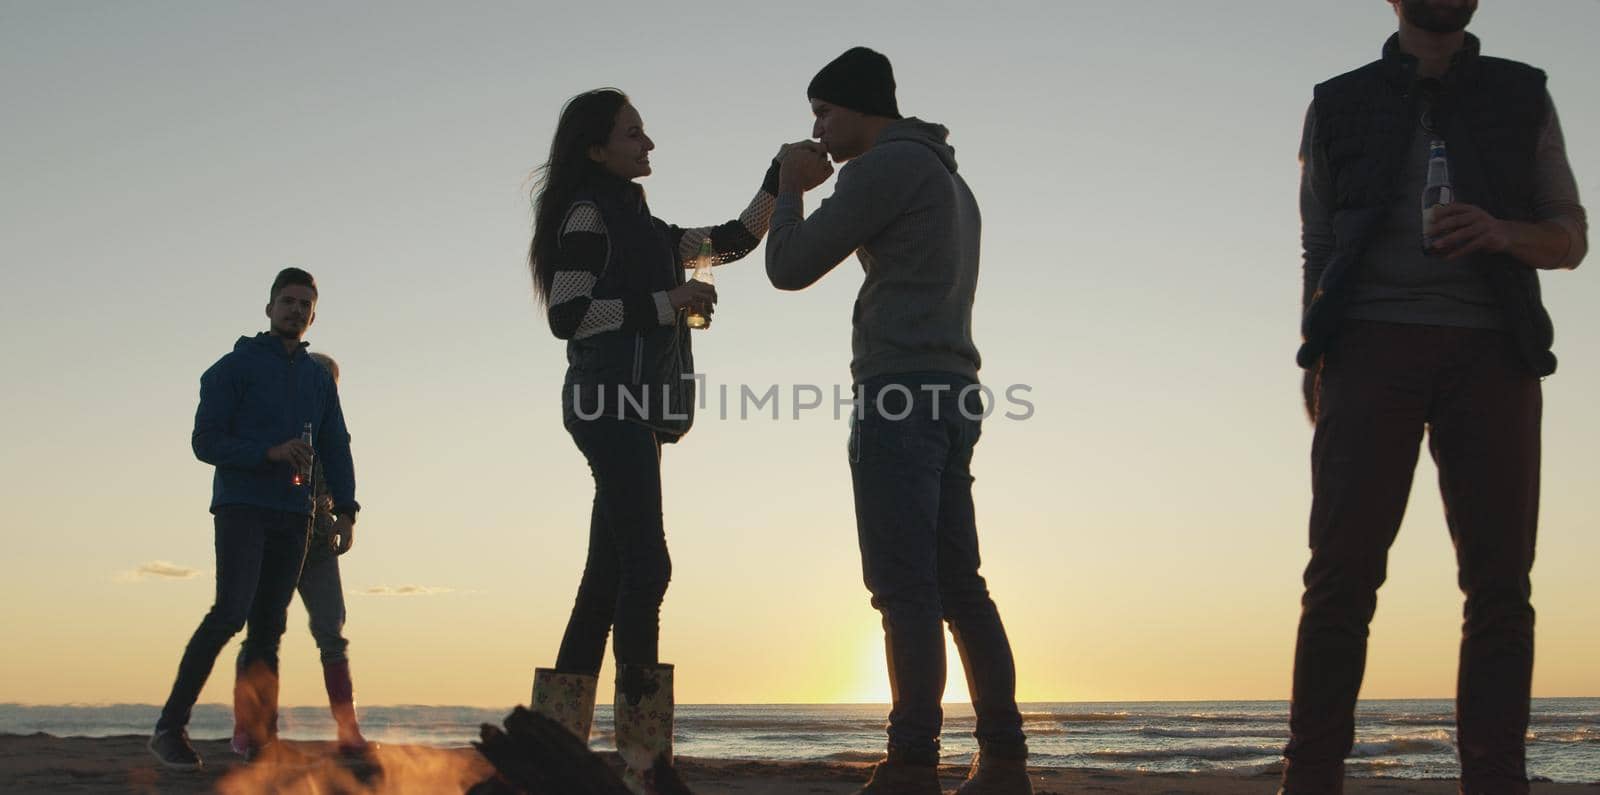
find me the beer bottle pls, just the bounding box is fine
[1421,139,1453,253]
[292,422,314,487]
[685,237,714,330]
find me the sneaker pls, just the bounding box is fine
[148,729,203,770]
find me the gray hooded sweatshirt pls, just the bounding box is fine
[766,118,981,383]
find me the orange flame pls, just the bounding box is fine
[216,742,494,794]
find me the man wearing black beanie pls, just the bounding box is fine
[767,47,1033,795]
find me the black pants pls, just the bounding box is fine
[156,505,309,732]
[1284,322,1540,794]
[554,418,671,674]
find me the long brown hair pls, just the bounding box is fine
[528,88,630,306]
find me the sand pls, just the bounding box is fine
[2,733,1596,794]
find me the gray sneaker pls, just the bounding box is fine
[148,729,203,770]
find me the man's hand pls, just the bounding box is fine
[1428,203,1511,260]
[668,280,717,319]
[266,438,313,471]
[333,513,356,555]
[775,140,825,162]
[779,143,834,193]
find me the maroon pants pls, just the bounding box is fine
[1282,321,1541,795]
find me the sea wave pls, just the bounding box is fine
[1350,731,1454,758]
[1378,715,1456,727]
[1080,743,1281,763]
[821,749,886,763]
[675,717,884,733]
[1137,726,1276,740]
[1529,728,1600,744]
[1047,712,1133,723]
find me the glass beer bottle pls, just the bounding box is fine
[1421,139,1453,253]
[685,237,714,330]
[292,422,314,487]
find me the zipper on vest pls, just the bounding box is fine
[632,334,643,384]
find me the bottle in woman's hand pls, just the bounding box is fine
[686,237,715,330]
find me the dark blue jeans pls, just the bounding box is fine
[237,530,347,671]
[156,505,309,732]
[850,373,1026,764]
[554,417,671,674]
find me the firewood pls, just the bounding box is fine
[469,707,693,795]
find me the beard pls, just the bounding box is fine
[1399,0,1477,34]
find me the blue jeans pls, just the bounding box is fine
[554,417,671,673]
[236,530,347,671]
[296,532,349,663]
[156,505,309,732]
[850,373,1026,764]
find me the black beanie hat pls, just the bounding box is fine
[807,46,901,119]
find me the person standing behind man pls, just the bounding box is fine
[766,47,1032,795]
[1286,2,1586,793]
[150,267,359,769]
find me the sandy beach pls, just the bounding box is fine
[3,733,1596,794]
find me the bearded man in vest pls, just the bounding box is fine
[1284,1,1587,793]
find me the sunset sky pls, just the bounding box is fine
[2,1,1596,710]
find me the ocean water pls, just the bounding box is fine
[2,699,1596,783]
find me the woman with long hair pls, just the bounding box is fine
[525,88,799,791]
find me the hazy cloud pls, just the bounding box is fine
[360,585,454,597]
[117,561,203,583]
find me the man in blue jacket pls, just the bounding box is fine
[149,267,359,768]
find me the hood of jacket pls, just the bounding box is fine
[875,117,958,173]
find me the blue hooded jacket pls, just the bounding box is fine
[192,333,358,515]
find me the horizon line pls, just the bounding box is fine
[6,695,1599,710]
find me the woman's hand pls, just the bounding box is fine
[668,280,717,319]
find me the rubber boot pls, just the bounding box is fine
[324,659,374,756]
[615,663,675,794]
[529,667,599,743]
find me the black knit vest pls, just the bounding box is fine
[1298,34,1556,377]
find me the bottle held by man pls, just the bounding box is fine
[292,422,313,486]
[1421,139,1453,253]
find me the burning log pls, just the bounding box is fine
[470,707,692,795]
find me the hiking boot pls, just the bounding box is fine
[954,749,1033,794]
[148,728,203,770]
[854,758,941,794]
